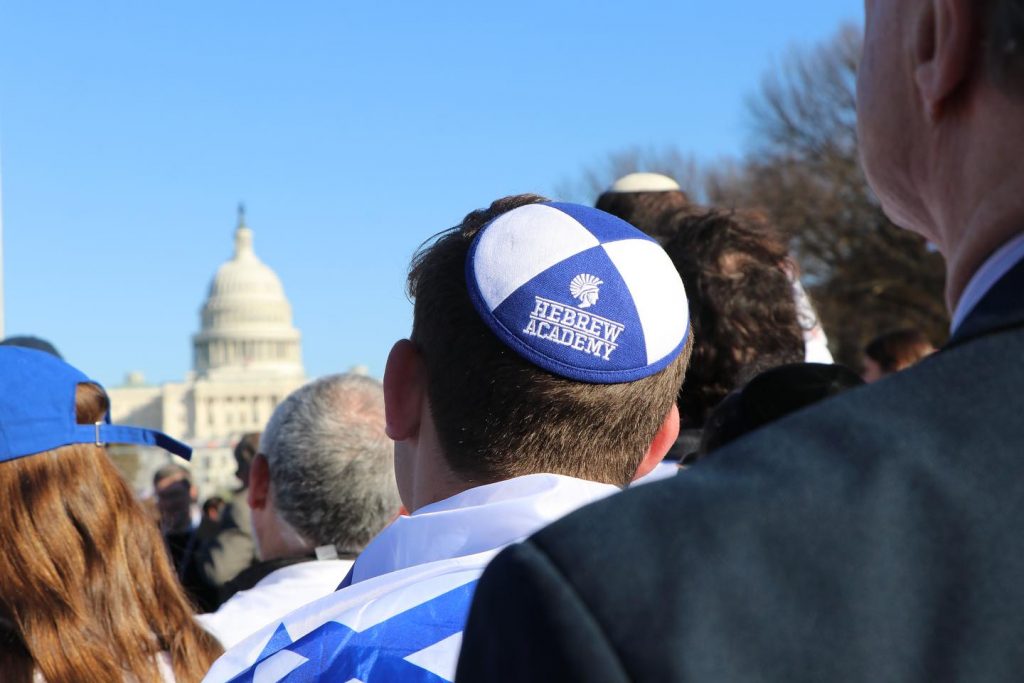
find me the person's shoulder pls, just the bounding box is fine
[497,330,1024,678]
[545,324,1024,544]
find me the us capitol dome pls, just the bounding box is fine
[107,207,307,498]
[193,207,304,380]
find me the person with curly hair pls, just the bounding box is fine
[662,209,806,436]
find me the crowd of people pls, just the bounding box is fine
[2,2,1023,680]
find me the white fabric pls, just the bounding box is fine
[792,279,834,364]
[473,204,599,309]
[351,473,617,583]
[609,172,681,193]
[203,474,618,682]
[197,559,353,648]
[603,238,690,364]
[950,232,1024,333]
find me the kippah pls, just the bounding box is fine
[608,172,681,193]
[466,202,689,384]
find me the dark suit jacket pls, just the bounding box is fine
[456,258,1024,682]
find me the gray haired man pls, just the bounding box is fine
[198,373,400,647]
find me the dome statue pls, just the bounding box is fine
[192,206,304,380]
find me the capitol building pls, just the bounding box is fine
[108,209,307,498]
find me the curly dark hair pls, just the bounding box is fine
[662,209,805,429]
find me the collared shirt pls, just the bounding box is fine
[197,558,353,648]
[203,473,618,683]
[951,232,1024,334]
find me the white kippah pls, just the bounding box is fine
[608,172,681,193]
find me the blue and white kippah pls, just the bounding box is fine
[466,202,689,384]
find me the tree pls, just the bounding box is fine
[725,23,948,366]
[559,24,948,368]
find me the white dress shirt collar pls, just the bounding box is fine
[951,232,1024,334]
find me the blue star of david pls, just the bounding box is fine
[226,580,479,683]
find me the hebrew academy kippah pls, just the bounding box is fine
[466,202,689,383]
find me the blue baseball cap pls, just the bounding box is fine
[0,346,192,464]
[466,202,690,384]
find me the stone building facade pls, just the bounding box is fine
[108,209,306,499]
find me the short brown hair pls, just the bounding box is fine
[595,189,691,243]
[408,194,690,488]
[663,209,805,429]
[983,0,1024,95]
[864,328,934,373]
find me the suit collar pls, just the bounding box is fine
[946,255,1024,348]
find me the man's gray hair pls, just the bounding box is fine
[261,373,398,554]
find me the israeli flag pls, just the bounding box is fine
[203,474,620,683]
[203,554,494,683]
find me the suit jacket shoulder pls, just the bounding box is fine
[458,279,1024,682]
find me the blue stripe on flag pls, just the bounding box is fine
[227,579,478,683]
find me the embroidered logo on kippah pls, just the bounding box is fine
[522,285,626,362]
[569,273,603,309]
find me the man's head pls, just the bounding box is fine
[862,328,935,382]
[385,195,691,511]
[662,209,805,429]
[248,374,399,562]
[202,496,226,524]
[858,0,1024,305]
[595,173,691,243]
[153,463,197,534]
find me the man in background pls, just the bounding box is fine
[153,463,217,611]
[199,373,399,648]
[594,172,691,241]
[201,433,260,602]
[861,328,935,382]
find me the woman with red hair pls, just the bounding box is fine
[0,347,222,682]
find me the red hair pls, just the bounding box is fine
[0,383,221,682]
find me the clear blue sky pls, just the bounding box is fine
[0,0,863,387]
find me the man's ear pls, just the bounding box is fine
[632,403,680,482]
[248,453,271,511]
[383,339,426,441]
[914,0,975,118]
